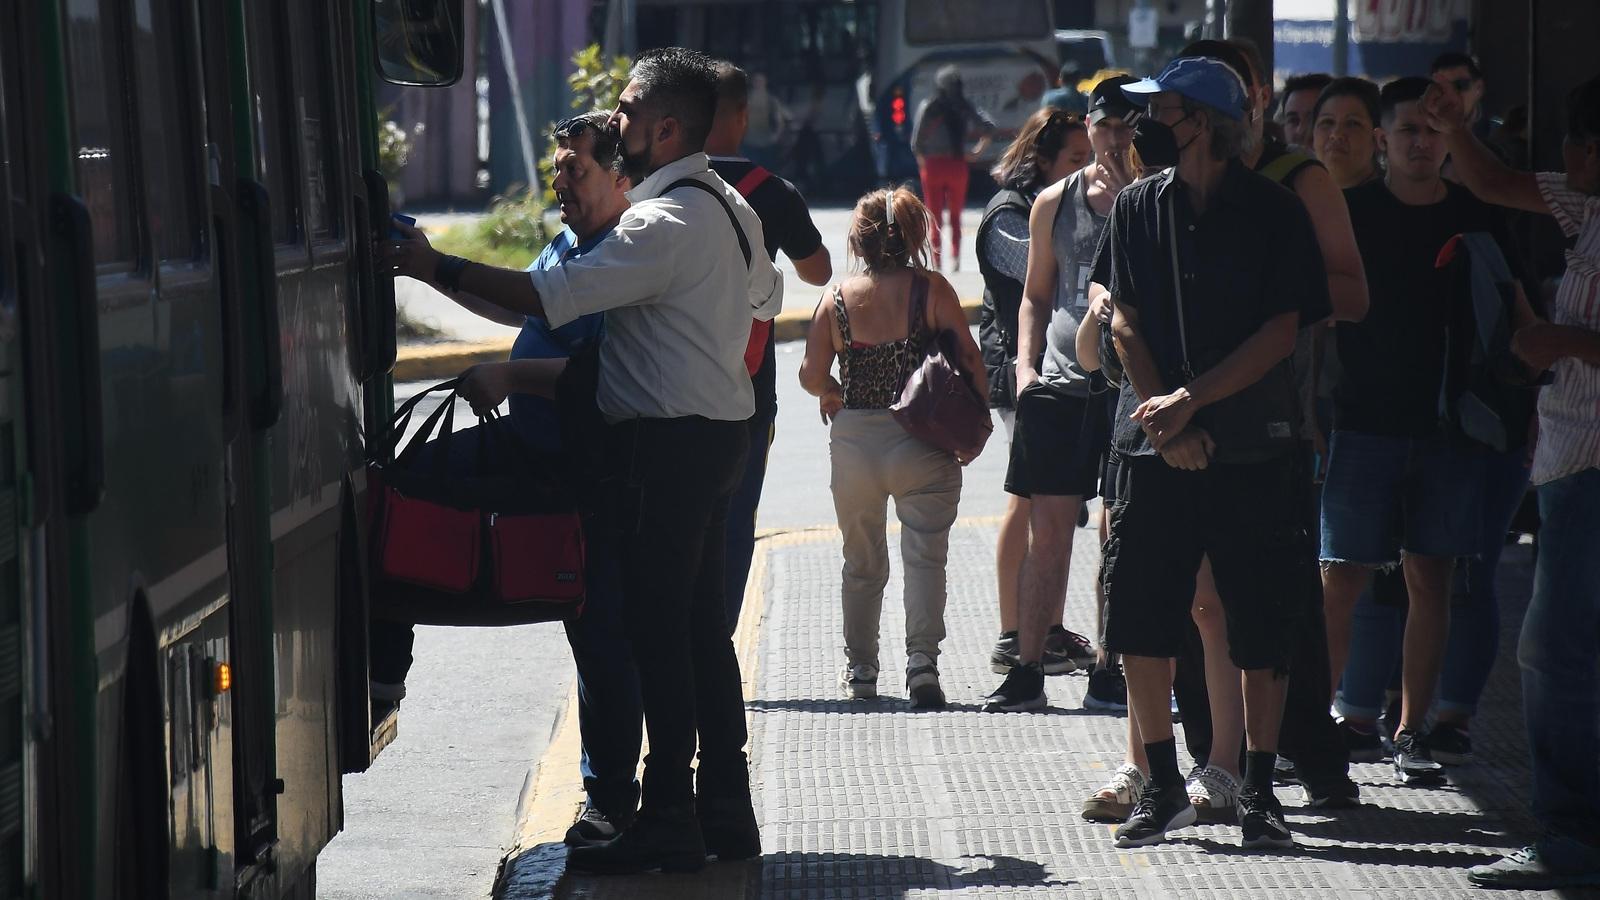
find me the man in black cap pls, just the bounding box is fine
[983,75,1141,713]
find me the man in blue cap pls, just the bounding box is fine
[1092,56,1331,850]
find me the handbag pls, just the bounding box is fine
[367,379,586,626]
[889,273,995,462]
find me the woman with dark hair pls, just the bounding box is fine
[799,186,987,710]
[976,107,1093,681]
[911,64,996,270]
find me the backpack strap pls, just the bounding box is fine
[1259,149,1317,187]
[664,177,752,268]
[733,165,772,197]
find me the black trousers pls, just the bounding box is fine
[602,415,751,811]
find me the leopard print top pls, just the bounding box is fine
[833,273,929,410]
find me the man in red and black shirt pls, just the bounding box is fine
[710,61,833,631]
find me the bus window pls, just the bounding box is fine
[284,0,342,240]
[63,0,138,271]
[905,0,1052,45]
[243,2,301,245]
[130,0,205,263]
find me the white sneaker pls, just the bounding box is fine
[1187,765,1240,824]
[1082,763,1148,823]
[840,664,878,700]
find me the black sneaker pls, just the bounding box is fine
[1046,625,1098,671]
[988,631,1020,674]
[1083,663,1128,712]
[567,805,706,874]
[906,652,946,709]
[1392,728,1445,784]
[565,799,635,847]
[1298,772,1361,809]
[1238,787,1294,849]
[1426,721,1473,766]
[982,661,1046,712]
[1337,718,1385,763]
[1113,780,1196,848]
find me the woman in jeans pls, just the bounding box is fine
[800,187,988,709]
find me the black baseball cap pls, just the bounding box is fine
[1088,74,1140,124]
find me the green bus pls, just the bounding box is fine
[0,0,463,896]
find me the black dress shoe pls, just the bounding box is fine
[566,805,706,875]
[697,794,761,861]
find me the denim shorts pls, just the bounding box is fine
[1319,430,1488,565]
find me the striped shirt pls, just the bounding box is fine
[1531,172,1600,485]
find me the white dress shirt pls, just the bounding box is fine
[530,152,784,421]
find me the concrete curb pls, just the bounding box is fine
[392,300,985,382]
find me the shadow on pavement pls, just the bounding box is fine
[497,845,1067,899]
[745,697,1106,717]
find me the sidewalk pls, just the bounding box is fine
[497,516,1561,899]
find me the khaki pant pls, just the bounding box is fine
[829,409,962,670]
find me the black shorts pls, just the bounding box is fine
[1100,453,1317,671]
[1004,383,1108,499]
[1098,391,1123,504]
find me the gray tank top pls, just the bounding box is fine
[1039,171,1107,396]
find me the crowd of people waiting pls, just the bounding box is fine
[374,41,1600,891]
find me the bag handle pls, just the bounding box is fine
[395,385,460,473]
[1165,192,1196,382]
[372,378,461,463]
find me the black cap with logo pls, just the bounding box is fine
[1088,74,1140,124]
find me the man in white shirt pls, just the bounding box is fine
[387,47,781,875]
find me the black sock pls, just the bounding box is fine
[1245,750,1277,793]
[1145,738,1182,790]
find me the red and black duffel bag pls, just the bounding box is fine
[367,379,586,625]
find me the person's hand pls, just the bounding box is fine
[1133,387,1197,450]
[1421,79,1467,136]
[1014,362,1040,398]
[1159,427,1214,471]
[1097,149,1133,193]
[383,218,442,282]
[458,362,513,417]
[820,385,845,424]
[1088,290,1113,326]
[1512,321,1568,372]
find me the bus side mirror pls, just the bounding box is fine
[372,0,464,87]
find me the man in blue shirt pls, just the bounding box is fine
[373,111,644,846]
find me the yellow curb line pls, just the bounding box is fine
[393,300,984,383]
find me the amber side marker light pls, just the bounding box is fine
[214,661,233,694]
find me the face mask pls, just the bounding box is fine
[1132,112,1194,169]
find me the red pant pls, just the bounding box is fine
[918,155,969,265]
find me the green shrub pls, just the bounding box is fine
[431,187,547,271]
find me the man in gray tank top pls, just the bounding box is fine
[984,77,1139,713]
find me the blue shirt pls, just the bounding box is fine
[509,227,610,450]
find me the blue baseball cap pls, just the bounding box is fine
[1121,56,1247,120]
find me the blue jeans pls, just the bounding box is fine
[1520,467,1600,843]
[1439,446,1531,717]
[723,410,774,634]
[1336,448,1532,721]
[1321,430,1487,564]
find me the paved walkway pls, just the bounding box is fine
[497,514,1585,899]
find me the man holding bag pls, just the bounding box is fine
[387,47,782,875]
